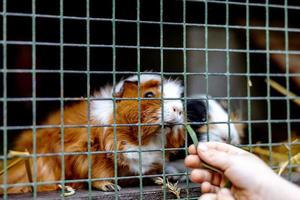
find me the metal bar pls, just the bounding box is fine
[245,0,253,153]
[0,140,296,159]
[159,0,167,199]
[182,0,190,198]
[112,0,119,199]
[225,0,232,144]
[204,0,210,143]
[3,118,300,131]
[265,0,273,168]
[136,0,144,199]
[59,0,66,198]
[2,95,300,103]
[2,12,300,33]
[2,0,8,198]
[4,69,300,77]
[3,40,300,54]
[86,0,93,198]
[183,0,300,10]
[31,0,38,197]
[284,0,292,180]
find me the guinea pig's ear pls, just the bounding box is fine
[113,80,138,99]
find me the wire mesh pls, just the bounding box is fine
[1,0,300,199]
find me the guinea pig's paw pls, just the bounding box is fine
[165,165,181,181]
[165,160,189,182]
[92,181,121,192]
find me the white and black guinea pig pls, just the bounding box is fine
[166,96,244,180]
[187,96,242,145]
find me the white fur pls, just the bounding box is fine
[207,98,240,144]
[194,95,240,144]
[90,86,113,128]
[123,135,163,174]
[162,79,184,125]
[115,74,162,94]
[161,103,183,124]
[163,79,183,99]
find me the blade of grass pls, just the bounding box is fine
[266,79,300,107]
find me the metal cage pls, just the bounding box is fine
[1,0,300,199]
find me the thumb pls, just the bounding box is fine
[197,142,233,172]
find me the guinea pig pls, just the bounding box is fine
[1,74,185,194]
[166,96,244,181]
[188,95,243,145]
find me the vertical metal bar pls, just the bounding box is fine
[86,0,92,198]
[59,0,66,199]
[136,0,144,199]
[204,0,210,139]
[31,0,38,198]
[159,0,167,199]
[225,0,231,144]
[2,0,7,198]
[284,0,292,179]
[182,0,190,198]
[265,0,273,167]
[245,0,253,152]
[112,0,119,199]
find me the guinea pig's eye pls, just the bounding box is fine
[144,92,155,98]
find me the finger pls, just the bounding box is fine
[201,182,220,193]
[199,193,217,200]
[197,143,234,171]
[190,169,213,184]
[217,188,235,200]
[185,155,202,169]
[188,145,197,154]
[201,182,212,193]
[204,142,246,154]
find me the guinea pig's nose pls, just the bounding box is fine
[172,106,183,116]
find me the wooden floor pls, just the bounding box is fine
[0,183,201,200]
[3,173,300,200]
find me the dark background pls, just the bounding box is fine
[1,0,300,150]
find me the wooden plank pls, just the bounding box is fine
[3,174,300,200]
[1,183,201,200]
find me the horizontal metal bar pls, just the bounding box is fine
[1,141,298,160]
[1,163,299,189]
[0,147,187,159]
[2,119,300,132]
[2,69,300,78]
[184,0,300,11]
[1,96,300,103]
[2,40,300,54]
[2,12,300,33]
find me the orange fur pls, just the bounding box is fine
[1,79,184,193]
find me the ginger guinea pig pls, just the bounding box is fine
[2,74,184,193]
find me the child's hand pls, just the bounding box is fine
[185,142,300,200]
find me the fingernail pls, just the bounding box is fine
[198,143,208,152]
